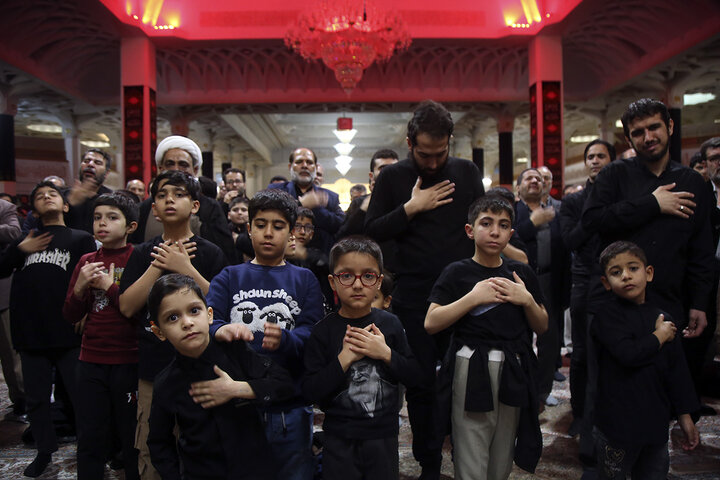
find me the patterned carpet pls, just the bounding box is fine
[0,364,718,479]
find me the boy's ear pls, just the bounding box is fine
[377,274,384,290]
[327,274,338,293]
[62,202,70,213]
[126,221,138,235]
[600,276,611,291]
[646,265,654,282]
[150,321,166,341]
[383,295,392,310]
[207,306,214,325]
[191,200,200,215]
[465,223,474,239]
[151,202,157,218]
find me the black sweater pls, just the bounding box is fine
[302,309,422,439]
[0,225,96,350]
[364,157,484,306]
[148,339,295,480]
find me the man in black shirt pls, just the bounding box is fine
[66,149,113,234]
[365,100,485,479]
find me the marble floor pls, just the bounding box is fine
[0,364,718,479]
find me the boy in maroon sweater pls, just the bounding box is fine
[63,192,139,480]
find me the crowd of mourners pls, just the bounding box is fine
[0,98,718,480]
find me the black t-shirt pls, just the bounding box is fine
[429,258,543,344]
[119,235,227,381]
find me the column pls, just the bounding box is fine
[0,87,16,194]
[528,35,564,197]
[497,109,515,186]
[60,116,80,183]
[121,36,157,187]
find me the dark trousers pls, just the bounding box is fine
[569,272,590,419]
[579,312,598,467]
[593,428,668,480]
[536,272,560,399]
[76,361,139,480]
[392,303,443,471]
[323,433,398,480]
[20,347,80,454]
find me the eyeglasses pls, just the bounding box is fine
[293,224,315,233]
[333,272,380,287]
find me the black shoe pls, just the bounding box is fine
[554,370,566,382]
[23,452,51,478]
[4,411,28,423]
[568,417,582,437]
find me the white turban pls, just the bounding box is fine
[155,135,203,172]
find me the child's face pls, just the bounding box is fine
[151,179,200,224]
[33,186,68,217]
[329,252,383,317]
[228,202,249,226]
[93,205,136,249]
[293,216,315,245]
[601,252,654,304]
[465,210,513,256]
[284,234,296,258]
[371,291,391,310]
[249,209,291,264]
[152,287,212,358]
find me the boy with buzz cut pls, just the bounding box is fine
[592,241,698,479]
[424,195,548,480]
[119,170,227,480]
[302,236,421,479]
[0,181,97,477]
[206,189,324,480]
[146,274,294,480]
[63,192,140,480]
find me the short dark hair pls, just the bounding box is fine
[288,148,317,164]
[621,98,671,139]
[350,184,367,196]
[83,148,112,170]
[407,100,454,147]
[248,189,297,226]
[583,139,616,162]
[599,241,648,274]
[270,175,288,184]
[147,274,206,325]
[229,195,249,210]
[379,269,394,300]
[0,193,15,203]
[151,171,201,201]
[689,151,704,170]
[486,186,516,206]
[296,207,314,222]
[516,168,540,187]
[30,181,67,207]
[222,167,245,183]
[94,192,139,225]
[197,176,218,199]
[329,236,383,273]
[370,149,399,172]
[468,195,514,225]
[700,137,720,161]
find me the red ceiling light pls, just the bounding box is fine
[285,0,411,94]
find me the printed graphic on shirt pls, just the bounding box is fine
[229,298,296,333]
[334,359,396,419]
[91,266,125,313]
[23,248,71,271]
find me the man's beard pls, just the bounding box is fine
[290,169,315,187]
[634,139,669,164]
[79,168,106,185]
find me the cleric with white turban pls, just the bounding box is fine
[155,135,204,175]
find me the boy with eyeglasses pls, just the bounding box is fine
[206,189,324,480]
[302,236,421,480]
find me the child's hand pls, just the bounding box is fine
[18,231,53,254]
[181,239,198,259]
[262,322,282,351]
[653,314,677,345]
[214,323,254,343]
[345,323,392,364]
[678,414,700,451]
[189,365,247,408]
[489,272,533,306]
[89,263,115,292]
[339,325,365,370]
[151,240,194,274]
[74,261,105,296]
[470,279,500,305]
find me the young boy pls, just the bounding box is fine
[0,181,97,477]
[424,195,548,479]
[371,269,394,311]
[302,236,421,479]
[592,241,698,479]
[228,196,253,263]
[119,170,228,479]
[146,274,293,479]
[206,189,324,480]
[63,192,139,480]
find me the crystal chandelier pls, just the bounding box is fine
[285,1,411,94]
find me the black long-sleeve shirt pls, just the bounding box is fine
[592,297,698,447]
[302,309,422,439]
[364,157,484,306]
[559,180,598,274]
[581,157,714,324]
[148,338,295,480]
